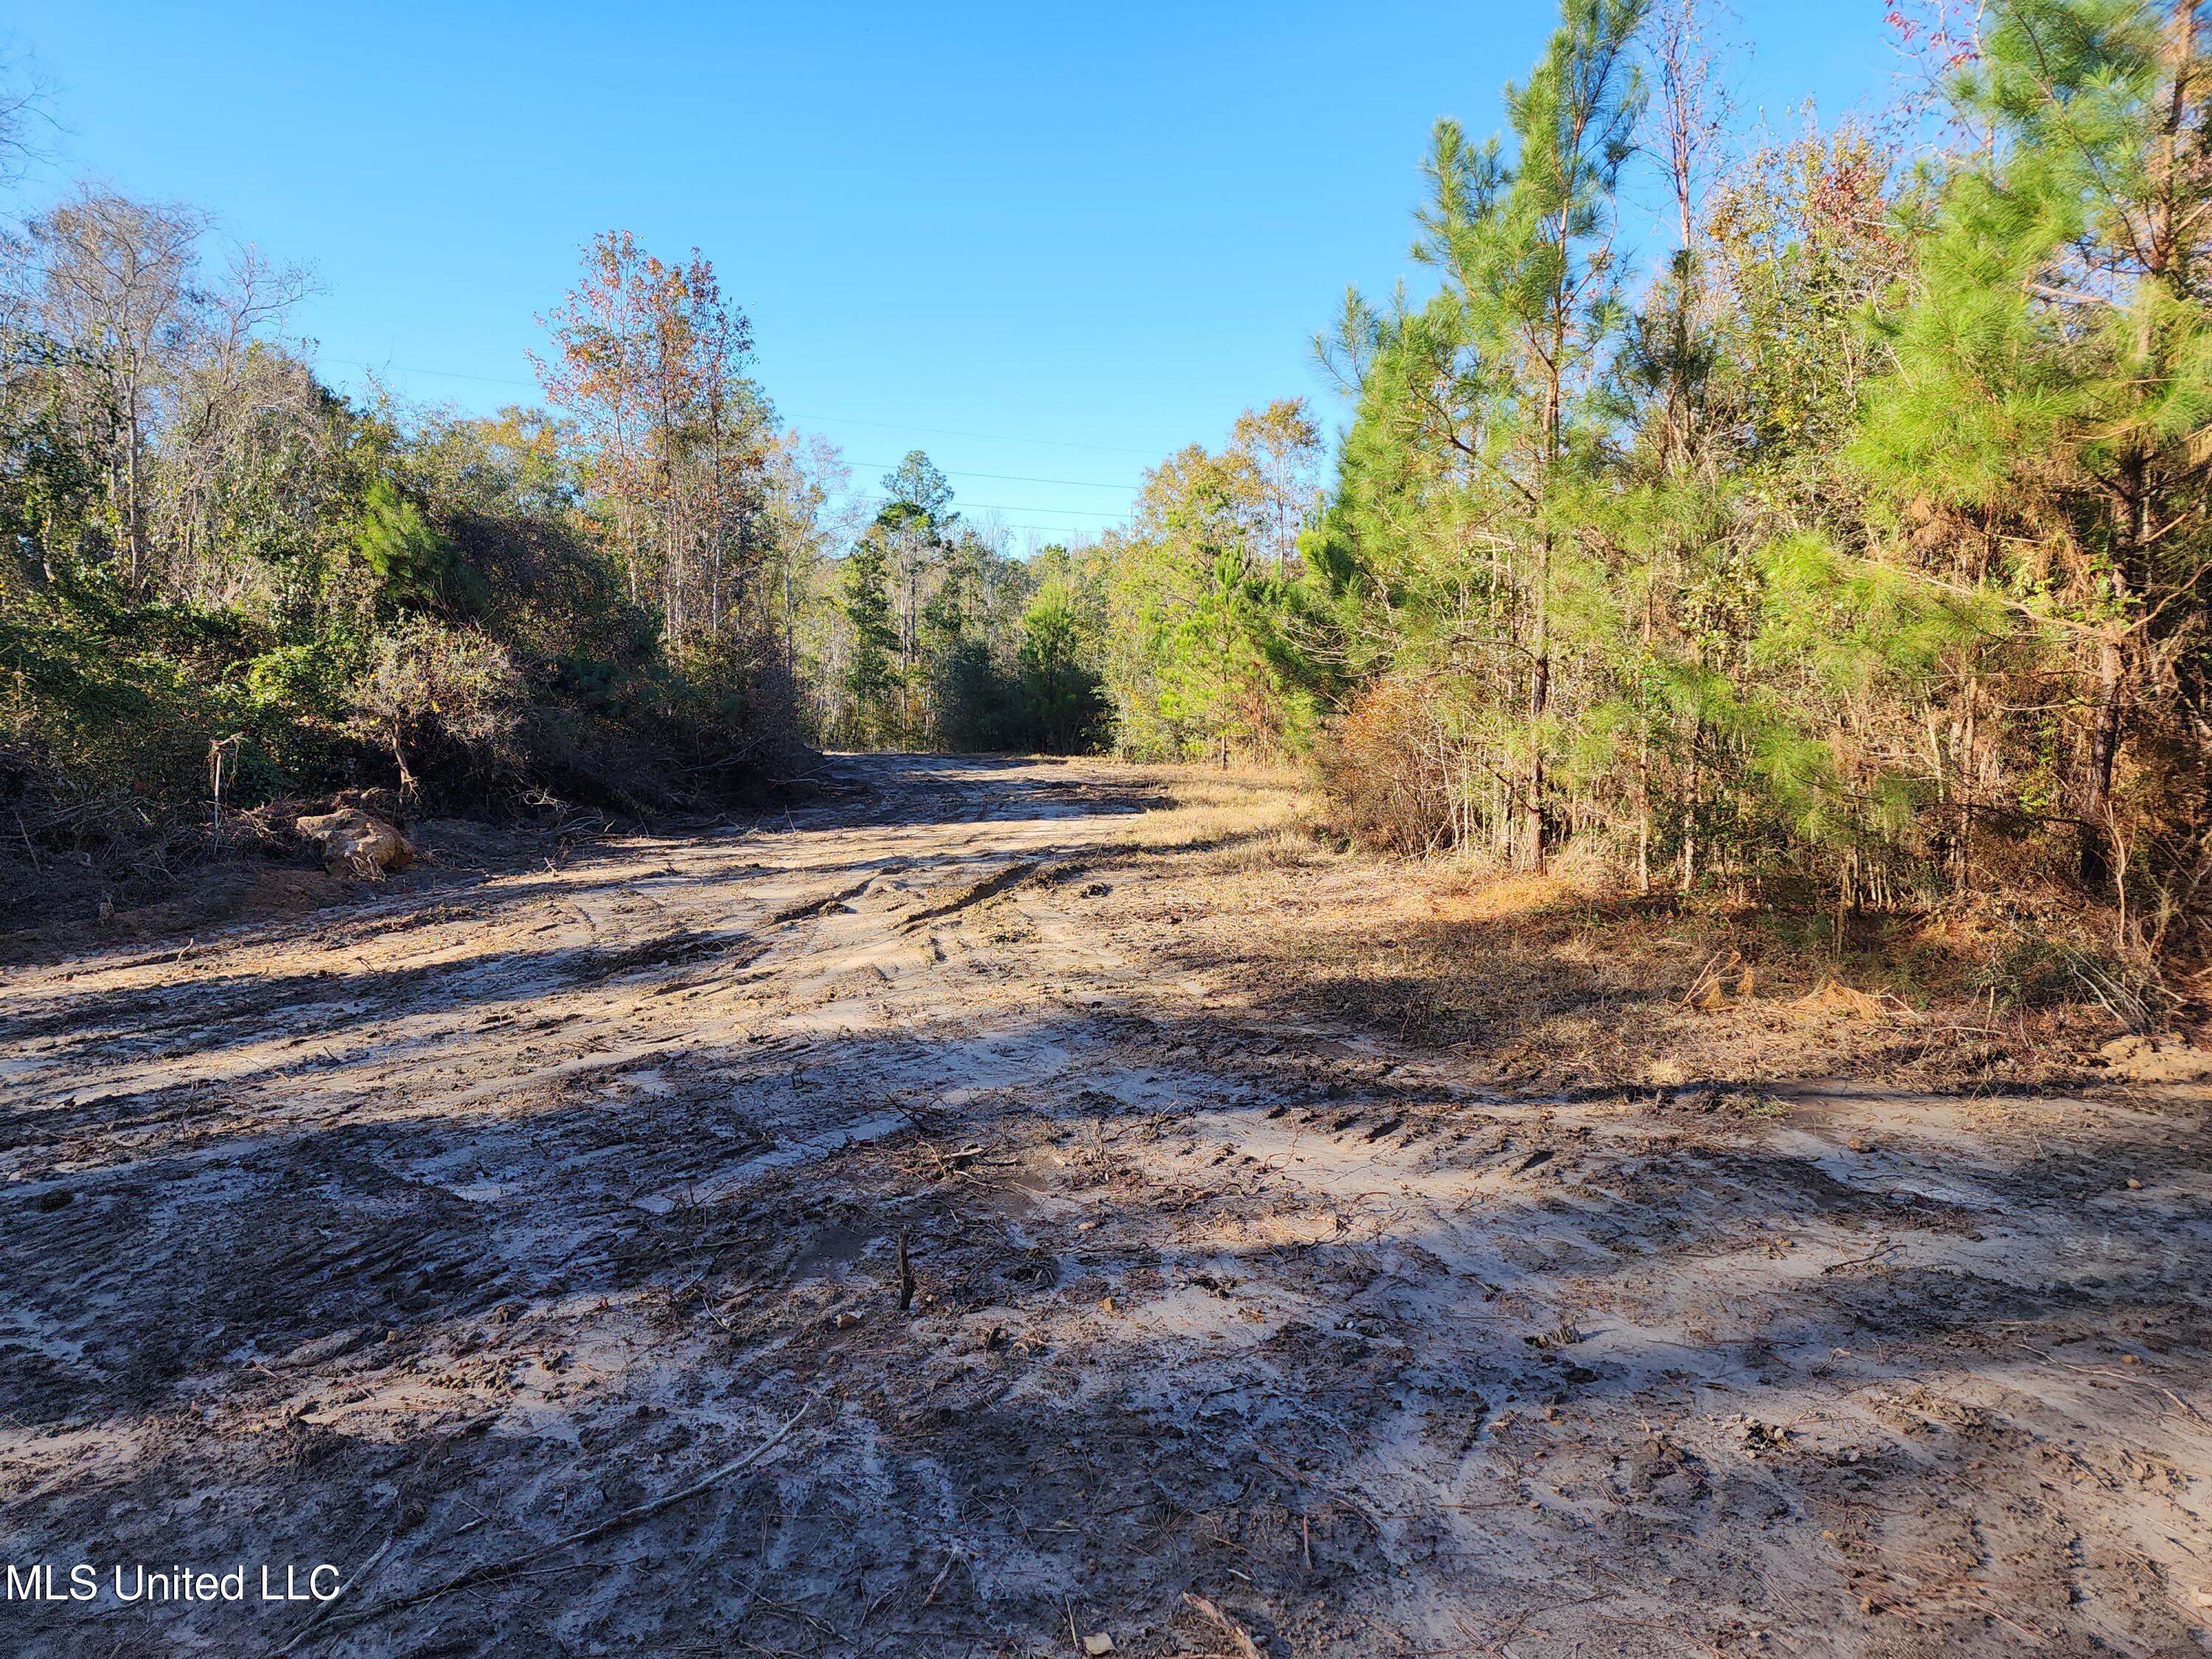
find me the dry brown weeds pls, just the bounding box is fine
[1104,774,2156,1092]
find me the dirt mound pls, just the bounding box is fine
[2096,1032,2212,1082]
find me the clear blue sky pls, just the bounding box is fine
[9,1,1902,548]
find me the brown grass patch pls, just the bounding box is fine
[1130,846,2132,1091]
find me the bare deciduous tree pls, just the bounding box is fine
[1644,0,1738,251]
[0,45,58,191]
[4,186,316,597]
[23,189,206,585]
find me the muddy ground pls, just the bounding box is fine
[1,754,2208,1658]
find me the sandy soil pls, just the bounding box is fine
[1,754,2208,1658]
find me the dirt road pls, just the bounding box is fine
[2,755,2208,1657]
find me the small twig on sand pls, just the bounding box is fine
[294,1394,819,1647]
[922,1547,963,1606]
[2020,1343,2205,1422]
[1183,1591,1265,1659]
[1821,1239,1899,1276]
[273,1536,394,1654]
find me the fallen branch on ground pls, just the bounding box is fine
[288,1394,820,1647]
[271,1536,394,1655]
[2019,1343,2205,1422]
[1822,1239,1899,1275]
[1183,1591,1265,1659]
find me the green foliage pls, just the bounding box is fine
[1280,0,2211,949]
[357,474,480,611]
[1073,405,1327,764]
[1846,0,2212,898]
[241,641,355,719]
[795,447,1125,756]
[838,535,900,745]
[7,2,2210,965]
[880,451,956,532]
[1012,585,1107,754]
[346,617,524,798]
[0,209,827,846]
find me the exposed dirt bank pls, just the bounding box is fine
[1,756,2206,1657]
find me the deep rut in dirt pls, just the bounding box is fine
[1,754,2208,1657]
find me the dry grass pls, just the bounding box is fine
[1125,817,2139,1091]
[1099,762,1315,859]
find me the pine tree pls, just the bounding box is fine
[1856,0,2212,891]
[839,533,899,745]
[357,475,455,608]
[1016,584,1107,754]
[1311,0,1645,866]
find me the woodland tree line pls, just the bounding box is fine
[1290,0,2212,964]
[4,0,2211,964]
[1094,0,2212,967]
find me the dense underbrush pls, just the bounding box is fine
[0,556,810,936]
[1316,673,2211,1008]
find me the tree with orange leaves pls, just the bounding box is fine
[531,231,766,650]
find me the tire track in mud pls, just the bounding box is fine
[0,755,2205,1658]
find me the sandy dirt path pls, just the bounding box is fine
[1,754,2208,1658]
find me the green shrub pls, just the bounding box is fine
[346,619,524,802]
[241,641,355,719]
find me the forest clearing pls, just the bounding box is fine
[8,0,2212,1651]
[1,756,2207,1656]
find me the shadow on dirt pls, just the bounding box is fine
[2,755,2205,1658]
[5,994,2206,1654]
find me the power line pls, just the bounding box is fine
[331,358,536,390]
[787,412,1157,457]
[318,355,1146,532]
[321,356,1165,462]
[844,462,1135,491]
[944,499,1124,518]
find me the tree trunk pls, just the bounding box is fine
[1524,532,1551,873]
[123,375,146,591]
[2080,628,2126,888]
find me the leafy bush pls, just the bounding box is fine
[346,619,524,802]
[240,641,355,719]
[1319,679,1457,855]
